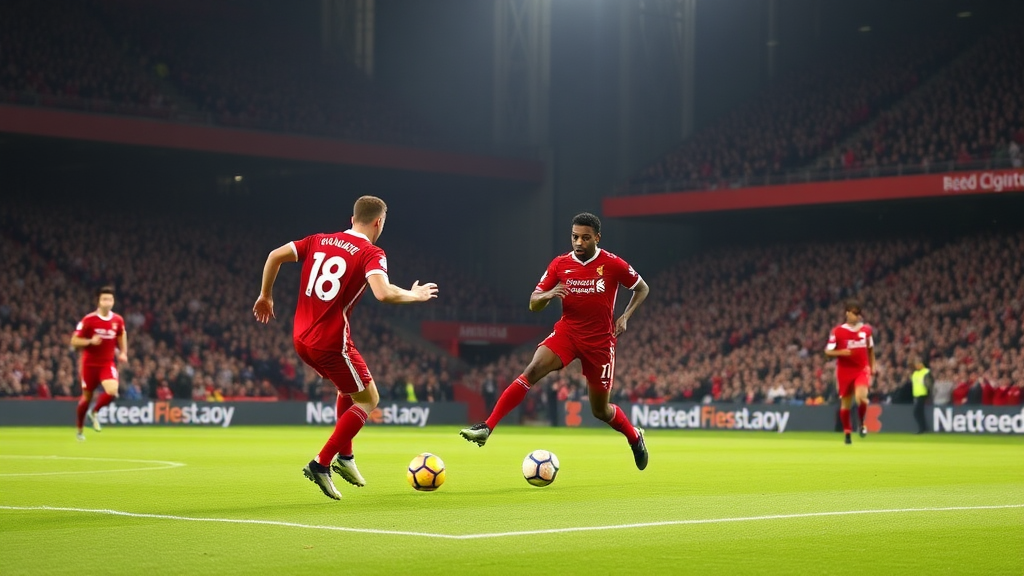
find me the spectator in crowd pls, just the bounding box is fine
[932,368,955,406]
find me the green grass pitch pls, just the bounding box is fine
[1,426,1022,575]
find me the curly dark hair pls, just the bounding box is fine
[571,212,601,235]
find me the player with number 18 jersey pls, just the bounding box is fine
[289,230,388,392]
[254,196,437,501]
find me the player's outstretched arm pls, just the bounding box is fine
[615,278,650,337]
[824,348,852,357]
[70,334,101,349]
[367,274,438,304]
[253,244,297,323]
[529,283,567,312]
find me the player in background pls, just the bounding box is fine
[824,299,876,444]
[70,286,128,441]
[460,213,651,470]
[253,196,438,500]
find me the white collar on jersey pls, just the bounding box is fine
[96,311,113,321]
[571,248,602,266]
[842,322,865,331]
[344,230,370,241]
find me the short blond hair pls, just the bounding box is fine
[353,195,387,224]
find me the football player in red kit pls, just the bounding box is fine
[825,299,876,444]
[460,213,651,469]
[70,286,128,441]
[254,196,438,500]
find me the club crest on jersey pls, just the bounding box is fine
[596,265,604,276]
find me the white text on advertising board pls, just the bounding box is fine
[306,402,430,426]
[631,405,790,432]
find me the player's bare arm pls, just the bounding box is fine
[117,329,129,363]
[614,277,650,337]
[824,348,852,357]
[529,283,568,312]
[868,346,877,375]
[70,334,102,348]
[253,244,298,323]
[367,274,438,304]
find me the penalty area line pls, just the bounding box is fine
[0,503,1021,540]
[0,455,186,477]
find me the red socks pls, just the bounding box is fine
[76,397,90,429]
[317,405,367,465]
[840,408,852,434]
[336,393,354,416]
[93,392,116,412]
[857,401,868,428]
[485,375,531,430]
[606,404,639,444]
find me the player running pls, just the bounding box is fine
[824,299,876,444]
[460,213,651,469]
[70,286,128,441]
[254,196,438,500]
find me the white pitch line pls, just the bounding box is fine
[1,503,1021,540]
[454,503,1024,539]
[0,455,186,477]
[0,506,449,538]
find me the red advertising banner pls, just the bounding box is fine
[603,169,1024,217]
[420,321,549,345]
[0,104,543,182]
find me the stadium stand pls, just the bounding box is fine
[0,0,427,144]
[623,35,966,193]
[816,24,1024,174]
[620,21,1024,194]
[0,200,458,403]
[3,197,1021,409]
[466,232,1024,420]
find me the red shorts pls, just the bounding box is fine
[836,370,870,398]
[81,365,118,393]
[539,330,616,391]
[294,340,372,394]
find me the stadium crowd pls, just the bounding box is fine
[625,36,963,193]
[3,193,1022,413]
[462,232,1024,422]
[0,0,426,144]
[0,200,460,403]
[95,1,428,144]
[0,0,168,115]
[609,232,1024,408]
[817,25,1024,173]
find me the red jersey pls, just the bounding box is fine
[290,230,387,351]
[826,323,874,375]
[73,311,125,367]
[534,248,642,344]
